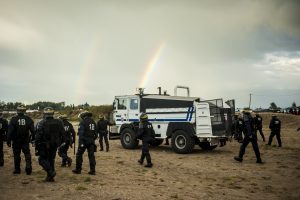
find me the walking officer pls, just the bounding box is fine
[0,111,8,167]
[137,113,155,168]
[267,115,282,147]
[6,105,35,174]
[236,115,244,143]
[72,111,97,175]
[97,114,110,152]
[58,114,75,167]
[254,113,265,142]
[234,109,262,163]
[35,107,65,182]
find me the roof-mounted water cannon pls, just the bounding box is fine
[157,87,162,95]
[137,88,145,96]
[174,85,190,97]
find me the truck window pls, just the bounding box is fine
[113,100,117,110]
[118,99,127,110]
[130,99,138,110]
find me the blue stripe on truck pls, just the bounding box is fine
[116,106,195,122]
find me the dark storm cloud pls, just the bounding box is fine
[0,0,299,107]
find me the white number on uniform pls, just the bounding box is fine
[89,124,95,130]
[18,119,26,126]
[64,126,69,131]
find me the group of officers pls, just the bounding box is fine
[0,105,292,181]
[232,109,282,163]
[0,105,111,182]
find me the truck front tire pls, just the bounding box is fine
[171,130,195,154]
[120,128,139,149]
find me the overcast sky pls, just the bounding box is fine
[0,0,299,108]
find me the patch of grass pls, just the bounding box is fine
[84,177,92,182]
[278,165,289,168]
[76,185,87,190]
[117,160,124,164]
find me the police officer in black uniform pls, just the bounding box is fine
[0,111,8,167]
[234,109,262,163]
[58,114,75,167]
[267,115,282,147]
[137,113,155,168]
[35,107,65,182]
[97,115,110,152]
[7,105,35,174]
[72,111,97,175]
[254,113,265,142]
[235,115,244,143]
[232,114,240,140]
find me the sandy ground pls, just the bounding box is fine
[0,113,300,200]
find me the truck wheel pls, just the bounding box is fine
[171,130,195,154]
[120,128,139,149]
[150,139,164,147]
[199,142,217,150]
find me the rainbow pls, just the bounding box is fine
[74,35,102,104]
[139,42,165,88]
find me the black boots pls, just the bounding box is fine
[144,163,153,168]
[13,169,21,174]
[234,156,243,162]
[25,167,32,175]
[88,171,96,175]
[72,169,81,174]
[256,158,263,164]
[138,159,153,168]
[44,170,56,182]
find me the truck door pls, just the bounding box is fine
[114,98,129,125]
[195,102,213,137]
[128,98,140,122]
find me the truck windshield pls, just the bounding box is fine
[130,99,138,110]
[118,99,127,110]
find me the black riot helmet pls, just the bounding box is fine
[79,110,92,120]
[99,114,104,120]
[140,113,148,122]
[44,107,54,118]
[17,104,27,114]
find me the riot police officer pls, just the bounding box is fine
[137,113,155,168]
[0,111,8,167]
[58,114,75,167]
[97,115,110,152]
[267,115,282,147]
[234,109,262,163]
[6,105,35,174]
[35,107,65,182]
[235,115,244,143]
[232,114,242,141]
[72,111,97,175]
[254,113,265,142]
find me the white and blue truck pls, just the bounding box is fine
[109,87,234,154]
